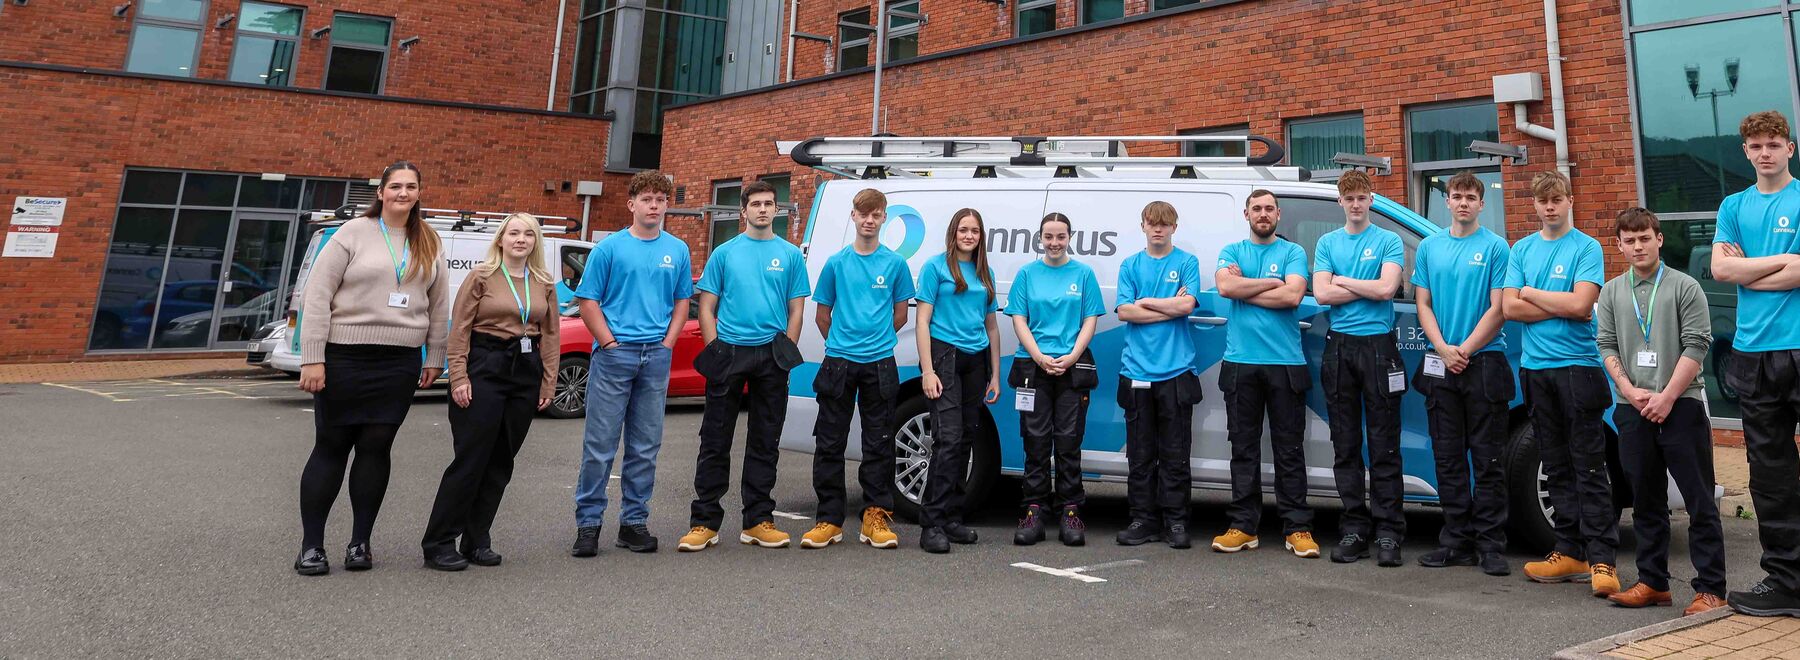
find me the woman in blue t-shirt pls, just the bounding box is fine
[914,208,1002,554]
[1003,213,1106,547]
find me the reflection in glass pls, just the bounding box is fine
[182,173,238,207]
[125,25,200,77]
[140,0,205,21]
[238,178,303,209]
[91,208,176,350]
[1409,104,1499,163]
[150,210,232,349]
[1018,5,1055,36]
[333,15,391,47]
[1628,0,1776,26]
[1657,219,1740,419]
[639,9,725,96]
[1289,115,1366,172]
[213,219,290,344]
[1422,170,1507,235]
[238,2,303,35]
[228,35,297,86]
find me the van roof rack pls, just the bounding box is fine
[778,135,1308,182]
[304,205,575,234]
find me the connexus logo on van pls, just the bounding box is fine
[882,205,927,258]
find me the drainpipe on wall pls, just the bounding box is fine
[785,0,800,83]
[547,0,570,111]
[1516,0,1572,187]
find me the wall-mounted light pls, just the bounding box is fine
[214,12,235,28]
[398,36,420,51]
[113,1,132,16]
[310,25,331,39]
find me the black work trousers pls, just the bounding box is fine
[921,340,991,528]
[1615,399,1727,596]
[811,356,898,526]
[1119,373,1201,527]
[690,339,791,531]
[1416,351,1514,553]
[1724,349,1800,593]
[1522,365,1618,567]
[1220,361,1314,535]
[422,334,541,555]
[1013,356,1093,509]
[1322,332,1407,540]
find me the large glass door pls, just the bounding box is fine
[209,211,295,348]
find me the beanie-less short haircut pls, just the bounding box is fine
[852,188,887,214]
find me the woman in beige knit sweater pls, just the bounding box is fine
[293,161,449,576]
[419,213,560,571]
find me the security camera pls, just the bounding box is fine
[214,12,235,28]
[310,25,331,39]
[1468,140,1528,164]
[113,1,132,16]
[398,36,420,50]
[1330,152,1392,176]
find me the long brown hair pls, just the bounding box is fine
[363,161,441,283]
[944,208,996,305]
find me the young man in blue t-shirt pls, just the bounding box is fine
[571,170,695,557]
[1114,201,1204,548]
[1310,171,1408,567]
[1211,190,1318,559]
[1504,170,1619,596]
[805,188,916,550]
[1712,111,1800,618]
[1411,171,1514,577]
[677,180,811,552]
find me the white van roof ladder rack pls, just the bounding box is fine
[303,205,574,234]
[777,135,1310,182]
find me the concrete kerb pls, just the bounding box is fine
[1552,607,1736,659]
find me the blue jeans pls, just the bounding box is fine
[574,342,672,527]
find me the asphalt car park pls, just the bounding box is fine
[0,374,1768,658]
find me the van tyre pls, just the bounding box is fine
[546,355,589,419]
[1504,420,1559,556]
[890,394,1000,523]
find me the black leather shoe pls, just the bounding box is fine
[1115,520,1162,546]
[1331,534,1370,563]
[942,522,979,545]
[1730,581,1800,617]
[1014,505,1045,546]
[571,526,600,557]
[1059,506,1086,547]
[1418,546,1478,568]
[1480,551,1511,576]
[462,547,503,567]
[616,523,658,553]
[920,527,950,554]
[425,549,469,572]
[294,547,329,576]
[343,542,372,571]
[1375,537,1403,567]
[1165,523,1192,549]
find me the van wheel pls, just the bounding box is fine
[546,355,588,419]
[1504,420,1558,556]
[890,394,999,523]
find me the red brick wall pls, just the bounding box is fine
[0,66,610,363]
[0,0,586,112]
[672,0,1638,275]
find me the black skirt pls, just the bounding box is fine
[315,343,423,427]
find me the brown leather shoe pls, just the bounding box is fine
[1685,593,1728,616]
[1607,583,1673,608]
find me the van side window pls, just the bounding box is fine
[560,246,589,290]
[1274,196,1420,302]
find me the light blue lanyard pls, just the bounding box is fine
[377,221,409,286]
[1629,265,1663,343]
[502,270,531,324]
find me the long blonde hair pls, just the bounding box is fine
[476,213,555,285]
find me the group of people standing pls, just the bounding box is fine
[287,110,1800,623]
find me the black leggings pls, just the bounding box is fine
[299,423,401,548]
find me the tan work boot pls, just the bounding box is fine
[1591,564,1621,597]
[1285,532,1321,558]
[1523,552,1592,583]
[1210,529,1259,553]
[676,526,718,552]
[801,522,843,549]
[740,521,791,548]
[860,507,899,549]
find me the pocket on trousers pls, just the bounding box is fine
[930,340,958,379]
[812,358,848,398]
[1217,362,1238,396]
[1479,356,1517,404]
[1007,357,1034,389]
[693,341,731,381]
[1723,349,1761,398]
[1068,350,1099,391]
[1410,360,1437,398]
[1284,365,1312,393]
[1175,371,1204,406]
[1116,375,1136,411]
[876,358,900,402]
[772,334,803,371]
[1574,367,1612,412]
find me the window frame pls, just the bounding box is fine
[1276,194,1424,302]
[837,9,874,71]
[323,12,394,95]
[1283,112,1367,178]
[884,0,922,63]
[1016,0,1058,36]
[1404,99,1501,231]
[1178,124,1251,159]
[227,1,305,87]
[124,0,209,77]
[1078,0,1126,25]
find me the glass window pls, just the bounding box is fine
[886,1,921,62]
[238,178,303,209]
[151,210,233,349]
[90,207,176,350]
[838,9,873,71]
[1017,0,1056,36]
[325,15,391,94]
[1154,0,1203,8]
[140,0,205,21]
[1181,125,1249,159]
[1419,170,1507,235]
[125,23,201,77]
[1081,0,1124,24]
[1276,196,1422,300]
[301,180,349,211]
[1633,15,1795,213]
[629,91,705,170]
[1655,218,1740,418]
[569,9,615,113]
[229,2,303,86]
[1287,114,1366,173]
[1628,0,1777,26]
[1409,103,1499,163]
[712,180,742,208]
[639,9,726,97]
[122,171,182,205]
[181,173,238,207]
[758,174,791,203]
[239,2,302,35]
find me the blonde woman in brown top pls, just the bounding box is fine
[420,212,561,571]
[294,161,448,576]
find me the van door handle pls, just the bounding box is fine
[1188,316,1227,326]
[1298,321,1313,330]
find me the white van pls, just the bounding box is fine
[776,135,1718,554]
[253,208,594,376]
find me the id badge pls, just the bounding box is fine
[1636,350,1658,368]
[1014,388,1037,412]
[387,292,410,309]
[1130,380,1152,390]
[520,337,534,354]
[1388,370,1406,393]
[1423,354,1446,378]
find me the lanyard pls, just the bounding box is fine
[1629,264,1664,343]
[377,220,409,286]
[502,270,531,324]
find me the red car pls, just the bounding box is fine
[546,293,707,419]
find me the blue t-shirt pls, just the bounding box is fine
[1217,239,1309,366]
[1313,224,1405,336]
[1410,227,1510,353]
[1716,180,1800,352]
[696,234,810,346]
[1503,228,1604,369]
[916,256,998,351]
[1116,248,1203,381]
[1005,259,1105,359]
[813,245,915,362]
[573,230,694,344]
